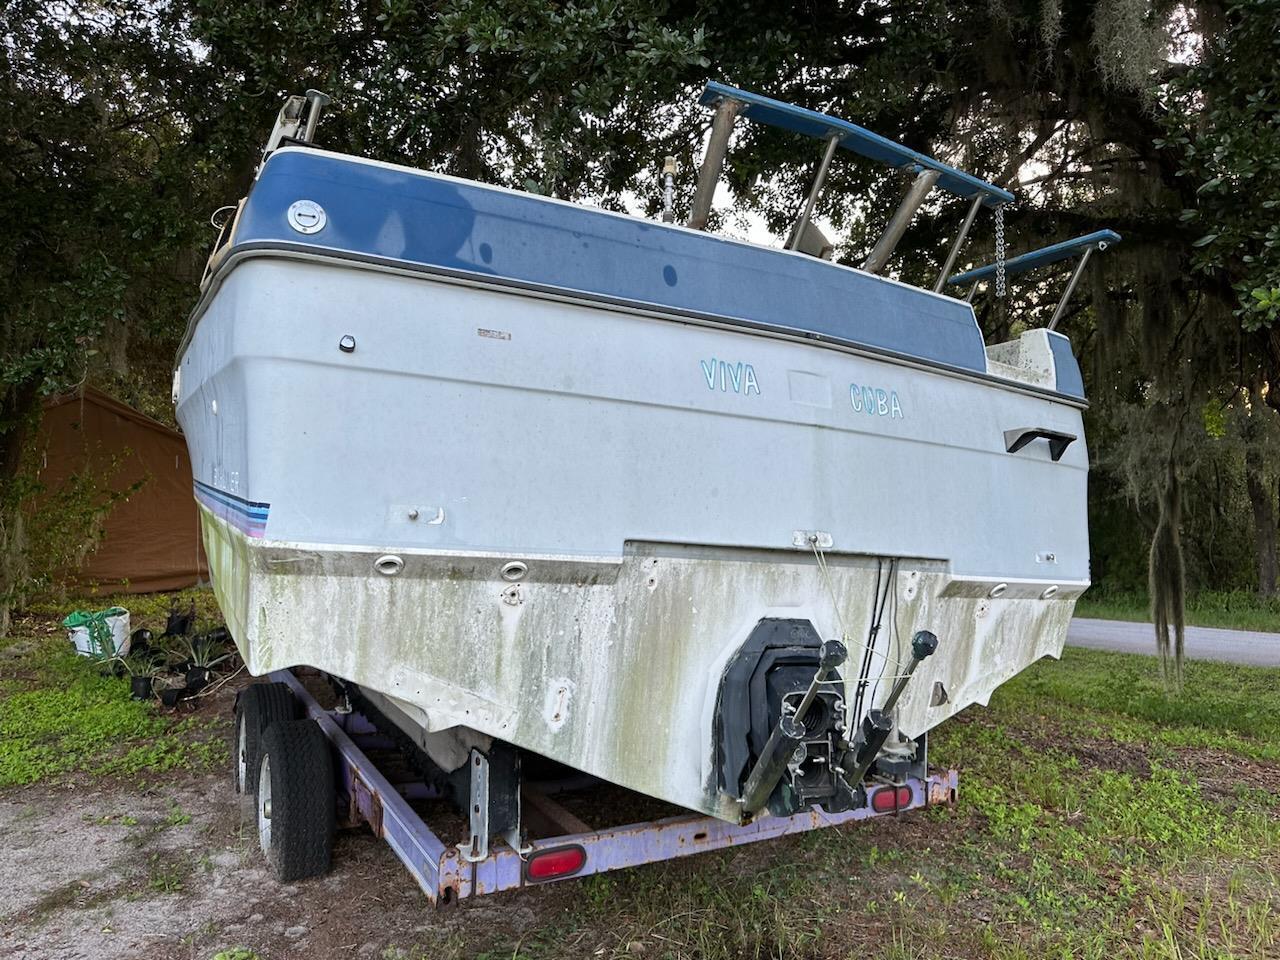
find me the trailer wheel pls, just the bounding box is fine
[233,683,300,796]
[256,719,335,882]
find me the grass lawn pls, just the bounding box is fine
[1075,589,1280,633]
[457,647,1280,960]
[2,595,1278,959]
[0,588,228,787]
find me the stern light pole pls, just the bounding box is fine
[302,89,332,142]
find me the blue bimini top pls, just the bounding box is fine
[699,82,1015,206]
[211,148,1083,401]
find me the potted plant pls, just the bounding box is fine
[181,635,233,692]
[118,651,163,700]
[158,684,186,709]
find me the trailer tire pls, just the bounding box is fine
[256,719,335,882]
[233,682,300,796]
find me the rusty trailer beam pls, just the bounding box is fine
[274,670,450,899]
[271,669,958,905]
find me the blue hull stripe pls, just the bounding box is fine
[193,480,269,538]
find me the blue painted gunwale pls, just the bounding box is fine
[206,147,1085,402]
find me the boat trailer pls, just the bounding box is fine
[261,669,958,903]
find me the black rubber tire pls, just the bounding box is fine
[233,682,300,796]
[256,719,336,882]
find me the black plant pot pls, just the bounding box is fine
[130,676,153,700]
[159,687,184,708]
[163,605,196,638]
[130,628,153,655]
[185,667,211,692]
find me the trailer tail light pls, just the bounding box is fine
[525,845,587,882]
[870,785,912,813]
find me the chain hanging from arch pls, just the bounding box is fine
[994,203,1007,300]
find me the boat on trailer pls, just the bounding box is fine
[177,83,1116,889]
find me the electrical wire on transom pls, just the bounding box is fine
[808,539,909,686]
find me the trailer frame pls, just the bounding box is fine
[271,668,959,904]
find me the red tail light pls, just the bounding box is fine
[525,845,587,882]
[870,785,913,813]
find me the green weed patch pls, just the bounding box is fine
[0,644,226,788]
[469,648,1280,960]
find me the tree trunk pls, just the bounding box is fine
[1245,460,1278,597]
[104,306,130,377]
[1243,389,1279,597]
[0,381,41,636]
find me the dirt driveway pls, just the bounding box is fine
[0,765,561,959]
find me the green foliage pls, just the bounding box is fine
[1203,399,1228,439]
[117,649,163,679]
[24,585,221,625]
[1078,587,1280,633]
[0,0,223,624]
[22,451,149,603]
[163,801,192,826]
[1161,0,1280,332]
[1,6,201,394]
[1090,394,1280,598]
[8,593,1280,958]
[180,633,232,670]
[146,852,187,893]
[1250,287,1280,327]
[3,0,1278,639]
[920,650,1280,953]
[0,641,226,787]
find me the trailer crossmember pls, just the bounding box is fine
[272,669,959,904]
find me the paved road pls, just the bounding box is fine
[1068,617,1280,667]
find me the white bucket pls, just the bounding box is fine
[66,608,131,659]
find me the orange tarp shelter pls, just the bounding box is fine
[33,387,208,593]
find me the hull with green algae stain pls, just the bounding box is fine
[196,501,253,658]
[199,508,1084,822]
[176,154,1094,825]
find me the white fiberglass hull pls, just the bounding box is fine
[178,256,1087,820]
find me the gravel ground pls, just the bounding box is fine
[0,769,555,960]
